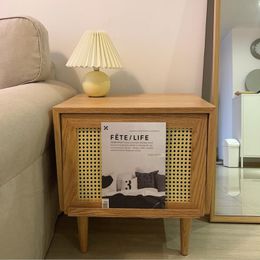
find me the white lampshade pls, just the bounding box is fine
[66,31,122,69]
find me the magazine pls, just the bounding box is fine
[101,122,166,208]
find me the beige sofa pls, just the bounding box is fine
[0,17,77,258]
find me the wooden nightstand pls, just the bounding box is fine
[53,93,215,256]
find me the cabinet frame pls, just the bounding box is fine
[61,113,207,218]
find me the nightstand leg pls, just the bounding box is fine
[77,217,88,253]
[180,218,192,256]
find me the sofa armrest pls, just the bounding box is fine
[0,80,77,187]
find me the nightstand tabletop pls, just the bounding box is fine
[53,93,214,114]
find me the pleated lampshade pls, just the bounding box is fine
[66,31,122,69]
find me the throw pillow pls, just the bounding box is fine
[102,175,113,189]
[117,173,135,191]
[155,173,165,192]
[121,177,138,191]
[135,170,158,189]
[102,174,117,194]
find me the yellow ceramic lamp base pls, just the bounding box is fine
[82,70,110,97]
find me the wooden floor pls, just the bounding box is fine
[46,214,260,259]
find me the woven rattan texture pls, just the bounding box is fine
[77,128,192,203]
[165,128,192,203]
[78,128,101,200]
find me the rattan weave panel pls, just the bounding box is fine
[78,128,101,200]
[77,127,192,203]
[165,128,192,203]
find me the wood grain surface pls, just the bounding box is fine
[180,218,192,256]
[53,93,215,114]
[68,207,201,218]
[61,114,207,215]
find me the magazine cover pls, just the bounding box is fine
[101,122,166,209]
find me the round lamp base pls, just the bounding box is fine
[82,70,110,97]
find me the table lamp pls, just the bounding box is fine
[66,31,122,97]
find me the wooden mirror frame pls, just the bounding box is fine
[207,0,260,223]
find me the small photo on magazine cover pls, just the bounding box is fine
[101,122,166,209]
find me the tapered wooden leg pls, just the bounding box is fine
[77,217,88,253]
[180,218,192,256]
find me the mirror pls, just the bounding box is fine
[211,0,260,222]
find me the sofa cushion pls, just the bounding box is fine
[0,16,51,89]
[0,80,77,187]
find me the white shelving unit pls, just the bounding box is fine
[233,94,260,167]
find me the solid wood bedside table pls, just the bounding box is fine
[52,93,215,256]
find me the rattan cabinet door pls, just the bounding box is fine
[61,114,207,216]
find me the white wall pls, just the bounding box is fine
[232,28,260,94]
[218,27,260,159]
[0,0,207,94]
